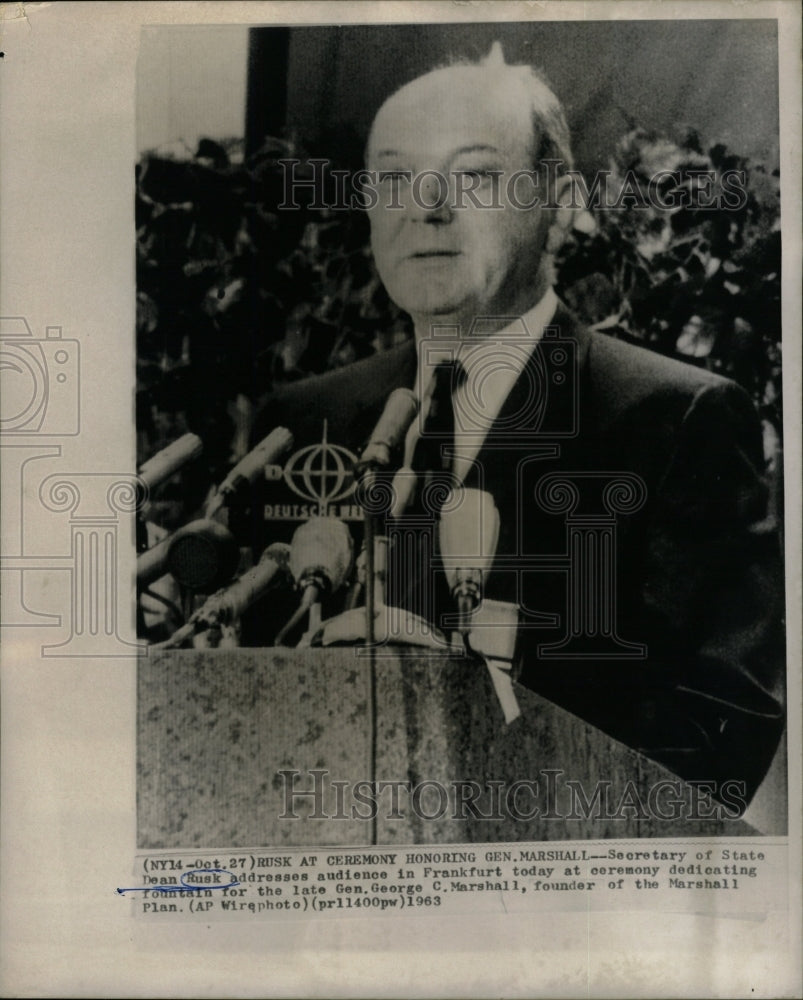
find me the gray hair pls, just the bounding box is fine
[473,41,573,175]
[367,42,574,178]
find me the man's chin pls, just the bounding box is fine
[394,293,473,327]
[407,304,473,334]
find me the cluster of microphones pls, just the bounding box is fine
[137,390,500,652]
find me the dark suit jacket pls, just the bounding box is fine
[252,302,785,804]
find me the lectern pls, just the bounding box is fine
[138,647,756,848]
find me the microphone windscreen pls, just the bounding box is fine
[289,517,354,592]
[166,518,240,592]
[438,489,500,591]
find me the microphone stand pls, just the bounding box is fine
[356,471,395,848]
[367,522,378,848]
[360,470,378,846]
[274,577,322,647]
[363,474,377,652]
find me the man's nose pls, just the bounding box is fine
[409,171,452,223]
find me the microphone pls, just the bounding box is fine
[157,543,291,649]
[275,517,354,645]
[137,534,173,589]
[205,426,293,517]
[166,518,240,593]
[136,517,239,592]
[192,542,290,629]
[289,516,354,594]
[355,388,419,477]
[355,390,418,645]
[138,433,203,493]
[199,542,291,624]
[438,489,500,638]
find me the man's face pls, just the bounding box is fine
[366,67,553,335]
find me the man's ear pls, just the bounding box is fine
[544,174,576,254]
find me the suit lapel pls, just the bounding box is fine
[466,302,591,515]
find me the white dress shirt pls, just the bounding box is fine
[389,290,559,723]
[401,286,558,486]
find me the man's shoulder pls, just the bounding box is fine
[588,327,723,391]
[549,302,758,451]
[583,326,741,427]
[276,339,415,398]
[552,300,728,399]
[252,339,416,449]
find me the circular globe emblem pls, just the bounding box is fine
[283,423,357,506]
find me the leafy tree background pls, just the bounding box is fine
[136,129,782,532]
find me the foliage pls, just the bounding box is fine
[555,127,782,435]
[136,129,782,522]
[136,136,409,519]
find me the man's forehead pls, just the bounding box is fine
[367,65,533,163]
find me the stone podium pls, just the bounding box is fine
[138,647,755,848]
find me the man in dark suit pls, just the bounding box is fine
[254,49,784,805]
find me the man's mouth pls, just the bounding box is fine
[407,250,461,260]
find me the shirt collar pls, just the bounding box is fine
[458,287,558,365]
[415,288,558,379]
[408,288,559,483]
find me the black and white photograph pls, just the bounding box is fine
[1,3,800,997]
[135,19,787,848]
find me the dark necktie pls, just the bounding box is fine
[386,362,459,620]
[410,361,459,485]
